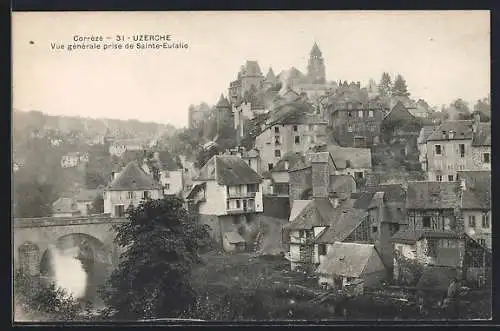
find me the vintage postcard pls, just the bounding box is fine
[12,10,491,322]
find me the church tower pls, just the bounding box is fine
[307,42,326,84]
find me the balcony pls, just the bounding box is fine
[227,191,256,199]
[226,206,256,214]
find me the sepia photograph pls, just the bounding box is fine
[12,10,491,322]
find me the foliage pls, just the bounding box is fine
[13,177,55,218]
[394,251,424,286]
[473,97,491,122]
[378,72,392,96]
[391,74,410,97]
[101,196,211,320]
[85,171,107,189]
[89,195,105,214]
[14,268,87,320]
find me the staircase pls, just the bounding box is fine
[252,231,264,253]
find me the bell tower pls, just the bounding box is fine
[307,42,326,84]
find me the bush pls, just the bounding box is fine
[14,269,87,321]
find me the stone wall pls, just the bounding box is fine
[471,146,491,171]
[311,162,329,198]
[289,167,312,206]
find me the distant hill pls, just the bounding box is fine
[12,109,178,141]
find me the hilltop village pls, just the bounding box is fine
[13,43,491,319]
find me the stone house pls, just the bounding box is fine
[186,155,264,250]
[52,197,81,218]
[417,126,436,172]
[61,152,88,168]
[73,188,104,215]
[141,150,184,196]
[381,101,422,156]
[457,171,491,249]
[103,161,164,217]
[228,60,266,104]
[470,122,491,171]
[269,152,307,197]
[424,115,489,181]
[316,242,386,292]
[391,181,491,286]
[253,101,328,173]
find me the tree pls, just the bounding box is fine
[378,72,392,96]
[473,97,491,122]
[101,196,211,320]
[85,171,107,189]
[89,195,104,214]
[391,74,410,97]
[448,98,472,120]
[13,178,54,218]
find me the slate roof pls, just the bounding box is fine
[243,60,263,77]
[316,243,381,278]
[271,152,306,172]
[390,229,463,244]
[329,175,356,196]
[52,197,79,214]
[383,100,416,121]
[312,144,372,169]
[194,155,262,186]
[418,126,436,144]
[472,123,491,146]
[107,161,162,191]
[283,198,335,230]
[369,183,406,204]
[426,120,474,141]
[456,171,491,210]
[216,94,231,109]
[150,150,182,171]
[405,181,460,210]
[416,266,458,292]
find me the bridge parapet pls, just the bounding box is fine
[13,215,128,228]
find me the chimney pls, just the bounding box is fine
[472,112,481,133]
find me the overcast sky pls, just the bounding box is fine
[13,11,490,128]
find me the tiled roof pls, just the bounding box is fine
[472,123,491,146]
[107,161,162,191]
[271,152,305,172]
[316,243,381,278]
[416,266,458,292]
[52,197,79,214]
[195,155,262,185]
[426,120,474,141]
[405,181,460,210]
[456,171,491,210]
[390,229,463,244]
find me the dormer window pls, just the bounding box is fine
[274,127,280,133]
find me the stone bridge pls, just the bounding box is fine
[13,215,128,279]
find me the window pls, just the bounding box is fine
[358,110,363,118]
[354,172,363,180]
[293,125,298,132]
[115,205,125,217]
[318,244,327,256]
[478,239,486,247]
[372,226,378,233]
[274,126,280,133]
[236,200,241,208]
[448,175,454,182]
[294,136,300,144]
[369,110,374,117]
[482,214,490,228]
[164,183,170,190]
[143,191,150,199]
[483,153,490,164]
[226,200,230,210]
[427,240,438,258]
[247,184,258,193]
[423,216,431,228]
[299,230,305,238]
[275,149,281,158]
[268,163,274,171]
[468,215,476,228]
[274,135,281,145]
[308,124,314,131]
[127,191,134,199]
[459,144,465,158]
[435,144,442,155]
[103,191,106,199]
[248,160,251,166]
[436,175,442,182]
[348,112,352,117]
[347,125,353,133]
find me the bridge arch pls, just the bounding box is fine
[39,233,114,304]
